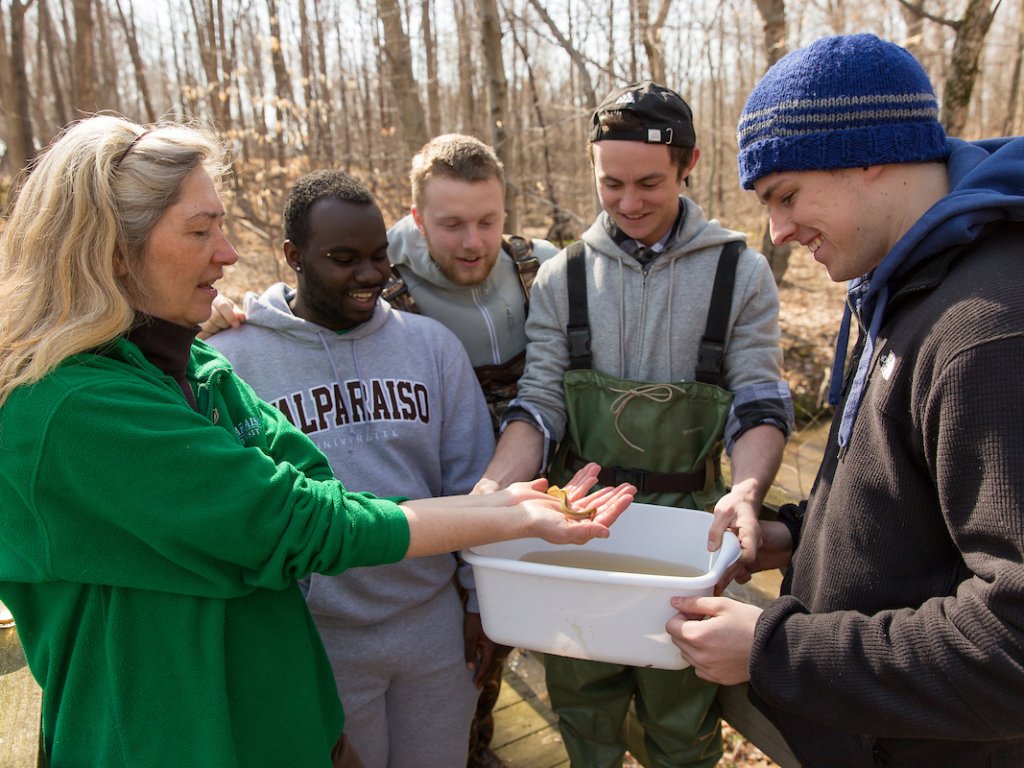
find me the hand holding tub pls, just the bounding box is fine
[667,519,793,683]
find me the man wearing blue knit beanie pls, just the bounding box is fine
[668,33,1024,767]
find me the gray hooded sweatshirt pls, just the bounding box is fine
[208,283,494,623]
[387,214,558,368]
[510,197,789,450]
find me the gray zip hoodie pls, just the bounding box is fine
[208,283,494,624]
[387,214,559,368]
[512,196,787,444]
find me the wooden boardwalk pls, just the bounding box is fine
[0,624,40,768]
[492,649,570,767]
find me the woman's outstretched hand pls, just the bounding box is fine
[504,462,636,545]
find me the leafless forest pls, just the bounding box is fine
[2,0,1020,240]
[0,0,1020,420]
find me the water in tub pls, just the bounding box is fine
[518,550,704,578]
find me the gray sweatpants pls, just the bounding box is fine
[315,584,479,768]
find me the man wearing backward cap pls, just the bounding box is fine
[475,81,793,767]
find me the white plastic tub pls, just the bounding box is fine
[462,502,741,670]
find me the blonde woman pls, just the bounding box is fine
[0,115,635,768]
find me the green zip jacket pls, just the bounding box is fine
[0,337,410,767]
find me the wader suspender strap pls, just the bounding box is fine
[381,266,420,313]
[565,240,742,380]
[565,241,591,370]
[502,235,540,313]
[695,240,742,387]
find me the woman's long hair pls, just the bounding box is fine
[0,115,227,406]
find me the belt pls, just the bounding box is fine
[566,451,719,496]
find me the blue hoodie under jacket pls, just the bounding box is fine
[830,136,1024,447]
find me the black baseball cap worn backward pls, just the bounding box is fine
[590,81,697,149]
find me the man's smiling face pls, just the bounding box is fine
[286,197,391,331]
[754,167,890,283]
[592,140,694,246]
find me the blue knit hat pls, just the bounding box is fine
[737,34,949,189]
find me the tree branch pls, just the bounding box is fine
[895,0,960,29]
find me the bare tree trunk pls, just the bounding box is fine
[298,0,317,165]
[335,15,353,173]
[1001,0,1024,134]
[626,0,634,81]
[313,0,336,167]
[454,0,477,135]
[32,0,49,132]
[525,0,598,109]
[637,0,673,83]
[507,10,576,244]
[943,0,1001,134]
[377,0,428,158]
[60,0,76,110]
[900,0,927,60]
[702,22,720,219]
[112,0,157,122]
[753,0,788,66]
[95,1,121,113]
[188,0,232,129]
[475,0,517,231]
[373,22,387,175]
[753,0,791,282]
[635,0,650,79]
[606,0,616,79]
[72,0,97,114]
[422,0,442,137]
[266,0,294,165]
[225,3,283,282]
[523,0,602,217]
[169,9,199,119]
[0,0,36,177]
[898,0,1001,135]
[241,10,274,193]
[37,0,68,129]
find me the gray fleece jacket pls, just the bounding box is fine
[510,197,789,450]
[387,214,558,368]
[207,283,494,623]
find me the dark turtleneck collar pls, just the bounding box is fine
[125,313,200,410]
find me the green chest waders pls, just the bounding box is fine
[547,240,741,511]
[549,369,731,510]
[543,240,742,768]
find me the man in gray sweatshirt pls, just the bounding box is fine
[386,134,559,431]
[208,170,493,768]
[202,136,558,768]
[475,83,793,768]
[384,134,559,766]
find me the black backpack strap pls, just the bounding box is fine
[695,241,743,386]
[380,265,421,314]
[502,235,540,312]
[565,241,591,370]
